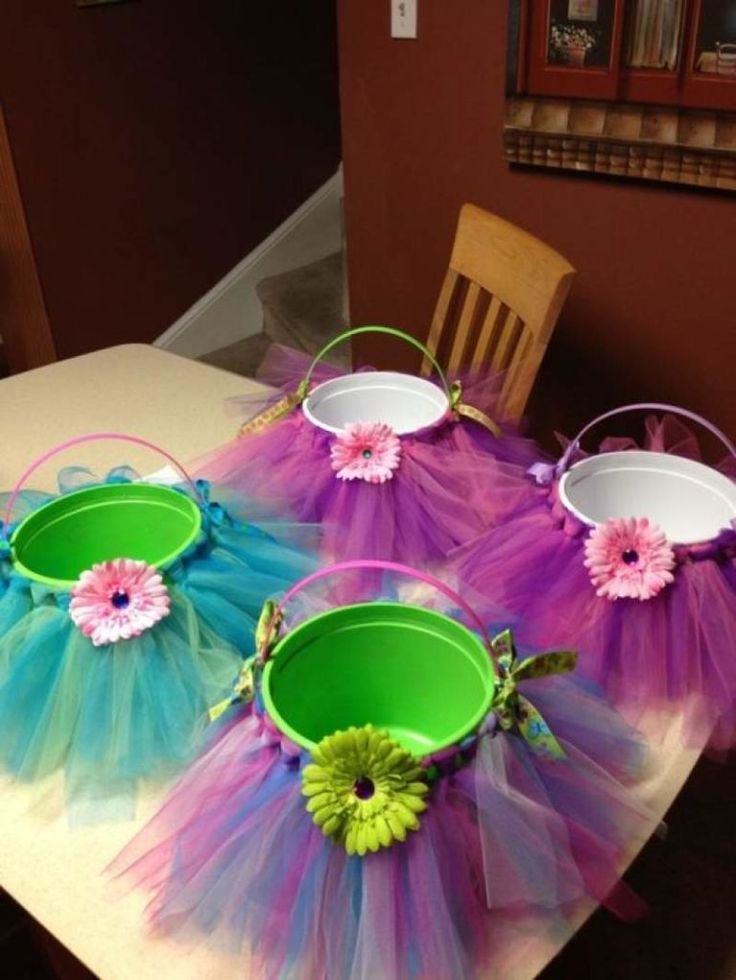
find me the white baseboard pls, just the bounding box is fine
[156,167,344,358]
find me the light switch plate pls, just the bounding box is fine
[391,0,417,39]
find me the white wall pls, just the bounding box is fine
[155,168,344,358]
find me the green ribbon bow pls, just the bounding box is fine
[208,600,283,722]
[208,654,257,723]
[490,629,576,760]
[255,599,283,660]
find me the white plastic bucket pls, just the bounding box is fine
[559,451,736,545]
[300,326,453,436]
[302,371,449,435]
[554,404,736,546]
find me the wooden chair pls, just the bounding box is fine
[421,204,575,421]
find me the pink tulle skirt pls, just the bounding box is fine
[111,671,652,980]
[194,344,544,567]
[450,416,736,752]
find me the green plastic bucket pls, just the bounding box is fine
[11,483,202,588]
[262,598,496,756]
[6,433,203,589]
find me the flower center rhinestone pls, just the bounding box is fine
[621,549,639,566]
[361,449,373,459]
[111,590,130,609]
[352,776,375,800]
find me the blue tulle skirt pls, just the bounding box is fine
[0,468,316,820]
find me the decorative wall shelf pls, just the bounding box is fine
[504,96,736,191]
[507,1,736,192]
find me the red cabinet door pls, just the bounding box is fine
[526,0,627,100]
[681,0,736,108]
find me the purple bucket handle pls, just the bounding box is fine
[533,403,736,486]
[3,432,201,539]
[260,558,493,661]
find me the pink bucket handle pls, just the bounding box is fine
[260,559,493,661]
[558,403,736,475]
[3,432,201,536]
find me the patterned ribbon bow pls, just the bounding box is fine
[207,600,282,722]
[238,380,311,437]
[490,629,577,759]
[450,380,502,438]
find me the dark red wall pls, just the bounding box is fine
[337,0,736,443]
[0,1,341,358]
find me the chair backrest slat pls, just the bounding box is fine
[491,310,523,374]
[471,294,507,371]
[447,281,483,372]
[422,269,460,375]
[421,204,575,420]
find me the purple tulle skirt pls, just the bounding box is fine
[451,416,736,752]
[111,674,651,980]
[194,345,544,567]
[254,343,545,466]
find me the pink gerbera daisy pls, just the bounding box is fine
[583,517,676,601]
[330,422,402,484]
[69,558,171,646]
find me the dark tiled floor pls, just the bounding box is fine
[542,755,736,979]
[0,891,94,979]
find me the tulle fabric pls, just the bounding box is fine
[195,344,541,568]
[450,415,736,752]
[111,659,651,979]
[0,592,238,820]
[0,469,317,819]
[254,342,546,468]
[437,369,548,469]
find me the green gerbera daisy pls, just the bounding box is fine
[301,725,429,856]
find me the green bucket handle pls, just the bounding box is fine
[303,325,452,401]
[3,432,201,539]
[237,326,463,438]
[259,558,493,662]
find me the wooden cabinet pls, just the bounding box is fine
[520,0,736,110]
[526,0,627,99]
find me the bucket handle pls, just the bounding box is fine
[239,325,502,439]
[557,403,736,476]
[303,325,452,401]
[260,558,493,661]
[3,432,201,536]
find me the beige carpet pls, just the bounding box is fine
[198,252,347,378]
[198,331,274,377]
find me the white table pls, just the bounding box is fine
[0,345,703,979]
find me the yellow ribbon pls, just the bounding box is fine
[238,380,310,438]
[450,381,502,438]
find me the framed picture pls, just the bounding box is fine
[568,0,599,20]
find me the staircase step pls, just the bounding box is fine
[198,331,273,378]
[257,252,348,364]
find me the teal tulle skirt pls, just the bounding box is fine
[0,468,317,821]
